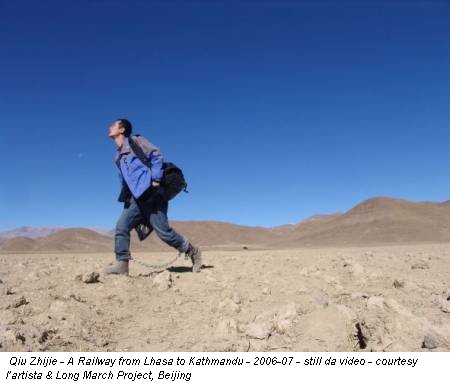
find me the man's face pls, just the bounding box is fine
[108,120,124,138]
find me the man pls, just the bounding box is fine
[105,118,201,275]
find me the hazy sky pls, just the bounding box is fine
[2,0,450,229]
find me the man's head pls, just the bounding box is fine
[108,118,133,138]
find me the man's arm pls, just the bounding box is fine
[149,149,163,182]
[135,136,164,182]
[116,160,131,203]
[115,154,124,183]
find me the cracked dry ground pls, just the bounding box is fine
[1,244,450,352]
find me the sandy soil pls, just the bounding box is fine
[1,244,449,352]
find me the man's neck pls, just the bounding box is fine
[114,135,126,149]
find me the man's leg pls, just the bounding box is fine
[105,198,145,275]
[148,200,202,272]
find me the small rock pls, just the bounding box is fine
[231,291,242,304]
[218,298,240,315]
[273,303,300,333]
[246,322,271,340]
[343,259,353,267]
[242,246,248,250]
[272,318,292,334]
[96,338,109,347]
[82,272,100,284]
[5,287,15,295]
[411,260,430,270]
[439,299,450,313]
[152,271,172,291]
[16,334,26,345]
[5,331,26,345]
[422,335,438,350]
[262,287,271,295]
[38,330,50,344]
[393,279,405,288]
[69,293,86,303]
[351,292,369,300]
[0,279,3,284]
[11,296,28,308]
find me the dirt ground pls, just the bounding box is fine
[1,244,450,352]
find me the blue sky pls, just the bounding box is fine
[1,0,450,229]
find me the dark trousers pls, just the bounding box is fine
[114,197,189,261]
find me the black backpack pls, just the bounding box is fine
[128,136,188,200]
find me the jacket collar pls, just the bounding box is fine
[118,137,131,155]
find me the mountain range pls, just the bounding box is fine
[2,196,450,252]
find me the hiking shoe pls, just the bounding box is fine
[104,260,129,276]
[186,243,202,273]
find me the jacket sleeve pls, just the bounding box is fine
[149,149,164,181]
[135,136,164,181]
[115,157,131,203]
[115,155,124,184]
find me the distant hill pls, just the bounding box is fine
[272,213,343,235]
[278,197,450,247]
[0,236,37,252]
[170,221,284,247]
[0,226,63,239]
[34,228,113,252]
[0,223,278,253]
[0,226,114,239]
[3,196,450,252]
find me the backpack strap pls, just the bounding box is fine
[128,136,153,170]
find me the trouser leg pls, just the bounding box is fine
[114,198,145,261]
[148,200,189,252]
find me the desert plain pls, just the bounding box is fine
[1,197,450,352]
[1,244,450,352]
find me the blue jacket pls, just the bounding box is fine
[115,136,163,200]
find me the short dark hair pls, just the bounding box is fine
[116,118,132,137]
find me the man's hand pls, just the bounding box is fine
[152,181,161,188]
